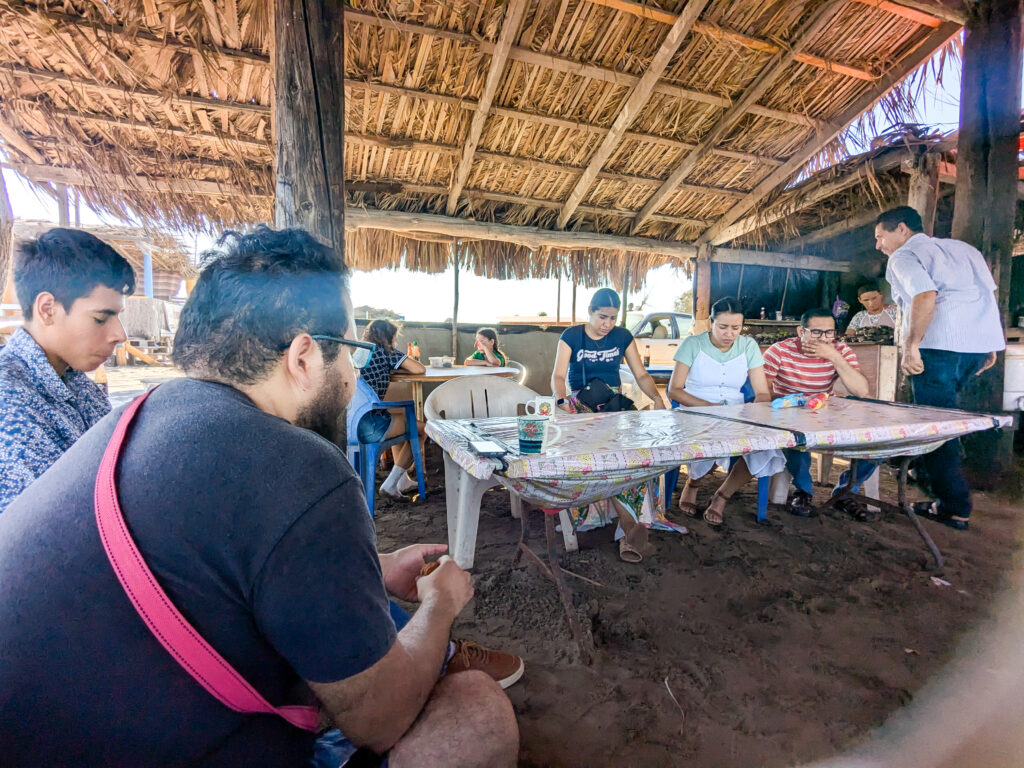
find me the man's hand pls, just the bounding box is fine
[902,344,925,376]
[381,544,449,602]
[803,338,841,362]
[415,556,474,619]
[976,351,997,376]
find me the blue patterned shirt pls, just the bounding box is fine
[0,328,111,512]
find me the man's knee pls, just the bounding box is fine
[436,671,519,748]
[389,671,519,768]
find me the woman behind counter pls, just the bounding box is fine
[550,288,685,562]
[667,297,782,528]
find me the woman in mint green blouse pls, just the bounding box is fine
[667,298,779,528]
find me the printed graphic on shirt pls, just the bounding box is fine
[575,346,623,364]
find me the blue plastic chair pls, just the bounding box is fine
[346,378,426,515]
[663,378,770,523]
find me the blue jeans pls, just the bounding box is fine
[911,349,989,519]
[309,603,411,768]
[784,450,877,496]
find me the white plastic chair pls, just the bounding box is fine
[425,376,577,568]
[424,375,538,421]
[505,359,527,385]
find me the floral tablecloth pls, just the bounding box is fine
[683,398,1012,460]
[425,410,798,507]
[425,400,1010,508]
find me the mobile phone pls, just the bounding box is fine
[469,439,506,458]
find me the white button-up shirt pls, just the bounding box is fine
[885,232,1005,354]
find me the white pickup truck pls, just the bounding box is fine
[628,311,693,367]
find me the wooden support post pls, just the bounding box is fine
[273,0,346,250]
[779,268,791,316]
[951,0,1023,476]
[571,282,577,324]
[906,152,940,234]
[73,188,80,228]
[55,183,69,227]
[620,257,630,327]
[0,170,12,303]
[452,251,459,357]
[694,244,712,334]
[556,274,561,322]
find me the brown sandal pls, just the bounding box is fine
[703,491,728,530]
[678,484,700,518]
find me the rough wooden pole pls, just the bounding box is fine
[571,281,577,324]
[55,183,69,227]
[950,0,1022,476]
[452,251,459,357]
[952,0,1023,317]
[694,243,712,334]
[556,274,561,321]
[273,0,346,250]
[620,256,630,327]
[906,152,940,235]
[0,170,12,304]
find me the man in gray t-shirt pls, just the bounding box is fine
[0,227,519,767]
[875,206,1004,530]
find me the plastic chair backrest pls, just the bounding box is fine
[505,359,527,385]
[424,375,539,421]
[346,378,380,448]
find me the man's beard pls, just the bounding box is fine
[295,364,350,447]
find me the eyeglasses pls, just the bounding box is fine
[310,336,376,369]
[802,328,836,339]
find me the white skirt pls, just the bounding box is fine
[685,449,785,481]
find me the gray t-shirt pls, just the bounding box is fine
[0,378,395,766]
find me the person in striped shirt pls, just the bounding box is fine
[763,308,872,517]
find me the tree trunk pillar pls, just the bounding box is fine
[273,0,346,251]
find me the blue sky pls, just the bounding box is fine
[2,45,996,323]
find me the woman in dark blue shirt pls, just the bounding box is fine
[549,288,674,562]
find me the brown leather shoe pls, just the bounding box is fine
[446,640,525,689]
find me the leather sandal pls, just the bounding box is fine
[703,491,727,530]
[913,500,969,531]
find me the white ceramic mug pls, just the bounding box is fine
[525,396,558,418]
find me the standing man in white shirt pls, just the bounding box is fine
[875,206,1004,531]
[847,280,898,331]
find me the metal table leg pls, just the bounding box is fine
[814,457,943,572]
[511,506,593,664]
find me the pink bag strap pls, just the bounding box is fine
[94,389,319,732]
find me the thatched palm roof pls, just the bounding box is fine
[0,0,964,286]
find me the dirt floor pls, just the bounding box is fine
[373,447,1022,768]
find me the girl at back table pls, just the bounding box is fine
[464,327,506,367]
[360,319,426,499]
[549,288,685,562]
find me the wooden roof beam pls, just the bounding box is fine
[0,62,272,117]
[586,0,877,81]
[31,106,270,150]
[344,80,786,168]
[345,207,845,270]
[349,181,709,228]
[631,0,847,234]
[346,130,746,199]
[850,0,963,26]
[3,161,263,198]
[702,21,962,246]
[557,0,711,229]
[5,1,269,64]
[446,0,528,216]
[347,11,828,130]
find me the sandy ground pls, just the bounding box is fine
[373,447,1022,768]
